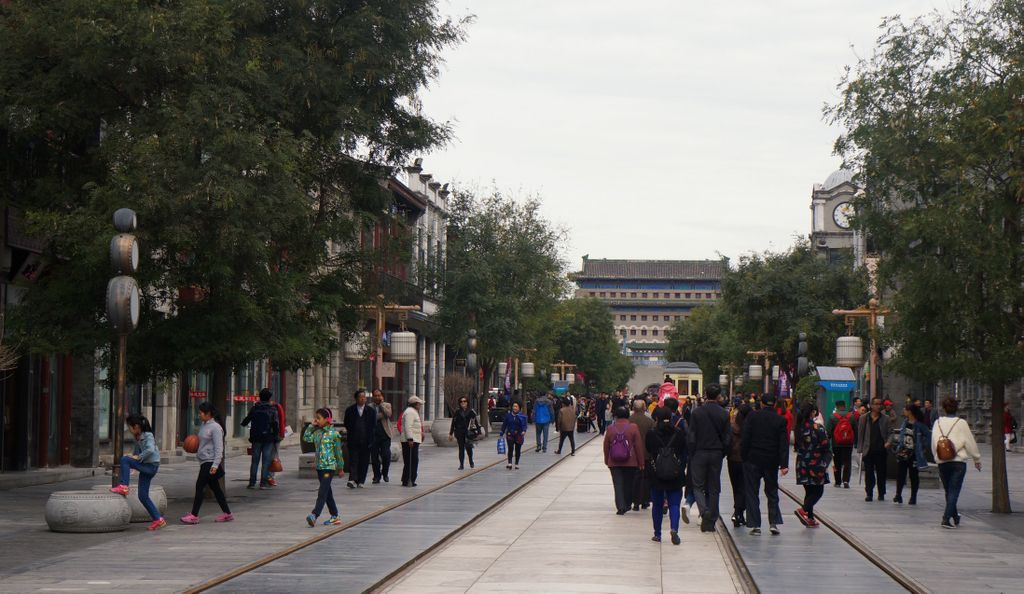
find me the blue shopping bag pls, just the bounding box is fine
[497,437,506,455]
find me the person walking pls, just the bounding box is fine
[794,402,831,528]
[932,397,982,528]
[240,389,280,489]
[303,407,344,526]
[533,392,554,453]
[369,388,394,484]
[267,392,286,487]
[401,396,424,487]
[500,401,528,469]
[603,407,646,515]
[857,397,892,501]
[110,414,165,531]
[596,393,610,434]
[1004,403,1016,452]
[448,396,478,470]
[629,399,656,511]
[688,384,731,533]
[180,402,233,525]
[742,394,789,536]
[343,389,376,489]
[646,407,688,544]
[826,400,856,488]
[727,403,751,527]
[889,403,930,505]
[555,396,577,455]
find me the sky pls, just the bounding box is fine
[418,0,955,270]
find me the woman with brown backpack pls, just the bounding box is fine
[931,397,982,529]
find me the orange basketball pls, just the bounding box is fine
[183,434,200,454]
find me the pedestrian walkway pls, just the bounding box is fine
[383,440,740,594]
[0,429,576,593]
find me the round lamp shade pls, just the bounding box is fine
[389,331,417,363]
[497,361,507,377]
[748,364,763,382]
[344,332,370,360]
[718,374,729,386]
[520,362,535,378]
[771,365,780,381]
[550,373,559,383]
[565,373,576,384]
[836,336,865,368]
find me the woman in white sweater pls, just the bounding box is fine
[931,397,982,529]
[401,396,424,487]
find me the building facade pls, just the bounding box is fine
[810,168,867,265]
[574,257,726,367]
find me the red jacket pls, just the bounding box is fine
[274,402,286,438]
[603,419,646,468]
[1005,411,1015,434]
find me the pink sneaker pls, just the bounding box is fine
[179,513,200,524]
[109,484,129,496]
[215,513,234,523]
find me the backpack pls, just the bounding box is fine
[609,427,632,463]
[936,418,960,461]
[535,401,552,425]
[652,431,683,482]
[248,405,277,443]
[833,413,855,446]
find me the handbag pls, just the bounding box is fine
[497,437,506,455]
[269,458,283,473]
[468,418,482,441]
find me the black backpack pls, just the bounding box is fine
[248,405,277,442]
[652,430,683,482]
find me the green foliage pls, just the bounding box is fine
[545,298,634,392]
[0,1,466,381]
[666,304,743,384]
[794,375,820,404]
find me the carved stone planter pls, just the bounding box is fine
[430,418,456,447]
[45,491,131,533]
[91,484,167,522]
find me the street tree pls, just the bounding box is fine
[665,304,743,385]
[829,0,1024,513]
[547,298,634,393]
[0,1,466,413]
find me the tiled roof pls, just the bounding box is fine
[577,258,725,281]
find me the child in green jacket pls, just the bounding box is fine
[303,407,344,526]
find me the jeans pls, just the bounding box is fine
[726,460,746,519]
[192,462,230,516]
[249,441,275,486]
[610,467,638,513]
[349,445,370,484]
[557,430,576,454]
[863,450,888,498]
[455,434,474,467]
[370,435,392,481]
[506,437,522,465]
[744,462,782,528]
[832,446,853,484]
[802,484,824,518]
[535,423,550,451]
[312,469,338,518]
[119,456,161,521]
[650,487,683,537]
[938,461,967,523]
[401,441,419,485]
[690,450,724,525]
[896,458,919,501]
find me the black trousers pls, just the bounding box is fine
[727,460,746,517]
[349,445,371,485]
[832,446,853,484]
[506,438,522,465]
[632,467,650,506]
[863,450,887,497]
[744,462,782,528]
[370,435,391,481]
[192,462,230,516]
[896,458,919,500]
[597,414,607,434]
[802,484,824,518]
[610,467,638,513]
[557,430,576,453]
[691,450,724,525]
[456,434,474,467]
[401,441,419,485]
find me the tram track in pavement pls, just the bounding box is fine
[184,431,599,594]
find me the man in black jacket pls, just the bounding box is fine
[688,384,731,532]
[343,389,377,488]
[741,393,789,535]
[241,389,280,489]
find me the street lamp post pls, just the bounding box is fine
[746,349,775,395]
[833,297,891,404]
[107,209,141,487]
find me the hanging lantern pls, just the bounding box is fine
[344,332,370,360]
[389,331,417,362]
[748,364,763,382]
[836,336,865,368]
[550,373,559,383]
[718,374,729,386]
[497,361,508,377]
[521,362,535,378]
[771,365,780,381]
[566,373,576,384]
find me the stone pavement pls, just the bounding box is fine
[383,439,741,594]
[0,428,580,593]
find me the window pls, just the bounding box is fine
[640,315,647,321]
[685,292,691,298]
[641,292,648,298]
[599,292,606,297]
[609,292,616,297]
[652,329,659,336]
[631,292,637,298]
[675,315,682,320]
[620,329,627,336]
[589,292,595,297]
[630,329,637,336]
[619,315,626,320]
[706,293,712,299]
[675,292,681,298]
[630,315,637,321]
[652,292,659,298]
[641,329,648,336]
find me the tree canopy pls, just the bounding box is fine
[545,298,634,393]
[828,0,1023,512]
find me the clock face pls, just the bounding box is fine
[833,202,854,229]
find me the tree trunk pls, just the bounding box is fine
[211,362,231,418]
[990,381,1012,513]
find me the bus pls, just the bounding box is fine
[663,361,704,402]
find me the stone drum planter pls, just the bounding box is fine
[91,484,167,522]
[430,418,456,447]
[45,491,131,533]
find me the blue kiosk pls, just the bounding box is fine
[815,366,858,414]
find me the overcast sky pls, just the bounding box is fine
[419,0,953,270]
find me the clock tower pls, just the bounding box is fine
[810,168,865,265]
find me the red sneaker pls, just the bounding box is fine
[794,508,810,526]
[147,518,167,531]
[109,484,130,496]
[267,478,278,487]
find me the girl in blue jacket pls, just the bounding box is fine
[110,414,164,530]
